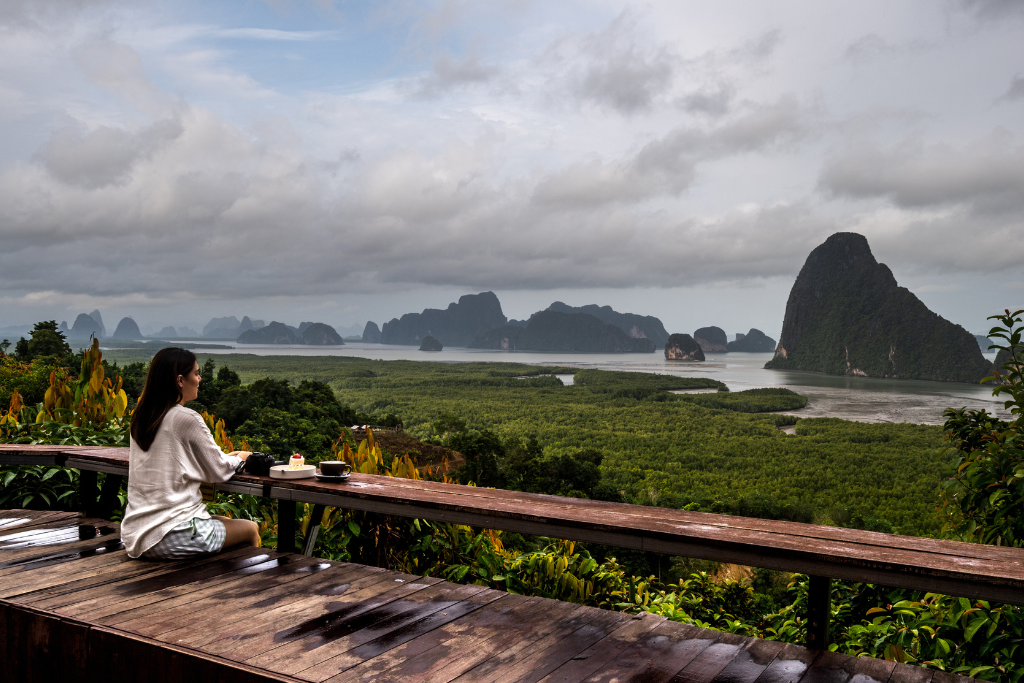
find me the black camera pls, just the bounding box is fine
[236,452,285,476]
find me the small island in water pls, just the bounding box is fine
[664,334,704,361]
[419,335,443,351]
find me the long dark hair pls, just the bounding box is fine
[130,347,197,451]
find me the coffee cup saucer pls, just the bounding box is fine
[314,472,351,482]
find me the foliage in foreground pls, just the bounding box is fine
[940,309,1024,548]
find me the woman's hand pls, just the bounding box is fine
[229,451,253,461]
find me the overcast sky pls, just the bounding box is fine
[1,0,1022,338]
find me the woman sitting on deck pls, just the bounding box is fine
[121,347,261,559]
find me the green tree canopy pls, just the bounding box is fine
[16,321,72,362]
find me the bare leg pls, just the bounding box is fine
[212,515,261,549]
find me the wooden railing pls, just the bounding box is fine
[3,443,1022,651]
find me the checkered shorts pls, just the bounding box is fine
[143,517,226,560]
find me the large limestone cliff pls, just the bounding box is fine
[764,232,991,383]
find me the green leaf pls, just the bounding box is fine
[964,616,990,642]
[347,519,360,537]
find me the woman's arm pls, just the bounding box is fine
[182,411,245,483]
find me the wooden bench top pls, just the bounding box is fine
[0,509,972,683]
[2,444,1021,606]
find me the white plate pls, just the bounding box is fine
[269,464,316,480]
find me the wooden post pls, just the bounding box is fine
[806,575,830,649]
[278,499,296,553]
[302,504,327,556]
[79,470,99,515]
[96,474,124,520]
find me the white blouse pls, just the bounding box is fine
[120,405,241,558]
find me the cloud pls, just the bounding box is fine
[959,0,1024,20]
[999,74,1024,102]
[571,18,675,113]
[867,206,1024,274]
[0,0,113,29]
[534,95,807,207]
[545,11,678,114]
[345,199,830,291]
[678,83,736,117]
[843,34,932,63]
[0,92,823,298]
[74,38,171,114]
[911,283,964,294]
[1,0,1022,317]
[1,290,191,310]
[38,119,183,188]
[818,129,1024,213]
[212,28,340,41]
[412,52,500,98]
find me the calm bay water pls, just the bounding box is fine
[178,342,1006,426]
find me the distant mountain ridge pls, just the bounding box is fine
[765,232,991,382]
[727,329,776,352]
[89,310,105,337]
[362,321,382,343]
[237,321,344,345]
[693,326,727,353]
[470,311,656,353]
[203,316,266,338]
[69,313,103,339]
[378,293,668,352]
[381,292,507,347]
[112,317,142,340]
[543,302,670,348]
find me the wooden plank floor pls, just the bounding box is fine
[0,510,972,683]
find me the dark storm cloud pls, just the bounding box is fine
[818,130,1024,213]
[873,208,1024,274]
[2,0,1023,315]
[819,126,1024,274]
[0,94,823,299]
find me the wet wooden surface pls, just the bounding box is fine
[0,509,971,683]
[2,443,1024,604]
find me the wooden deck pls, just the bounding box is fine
[2,445,1022,604]
[0,509,970,683]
